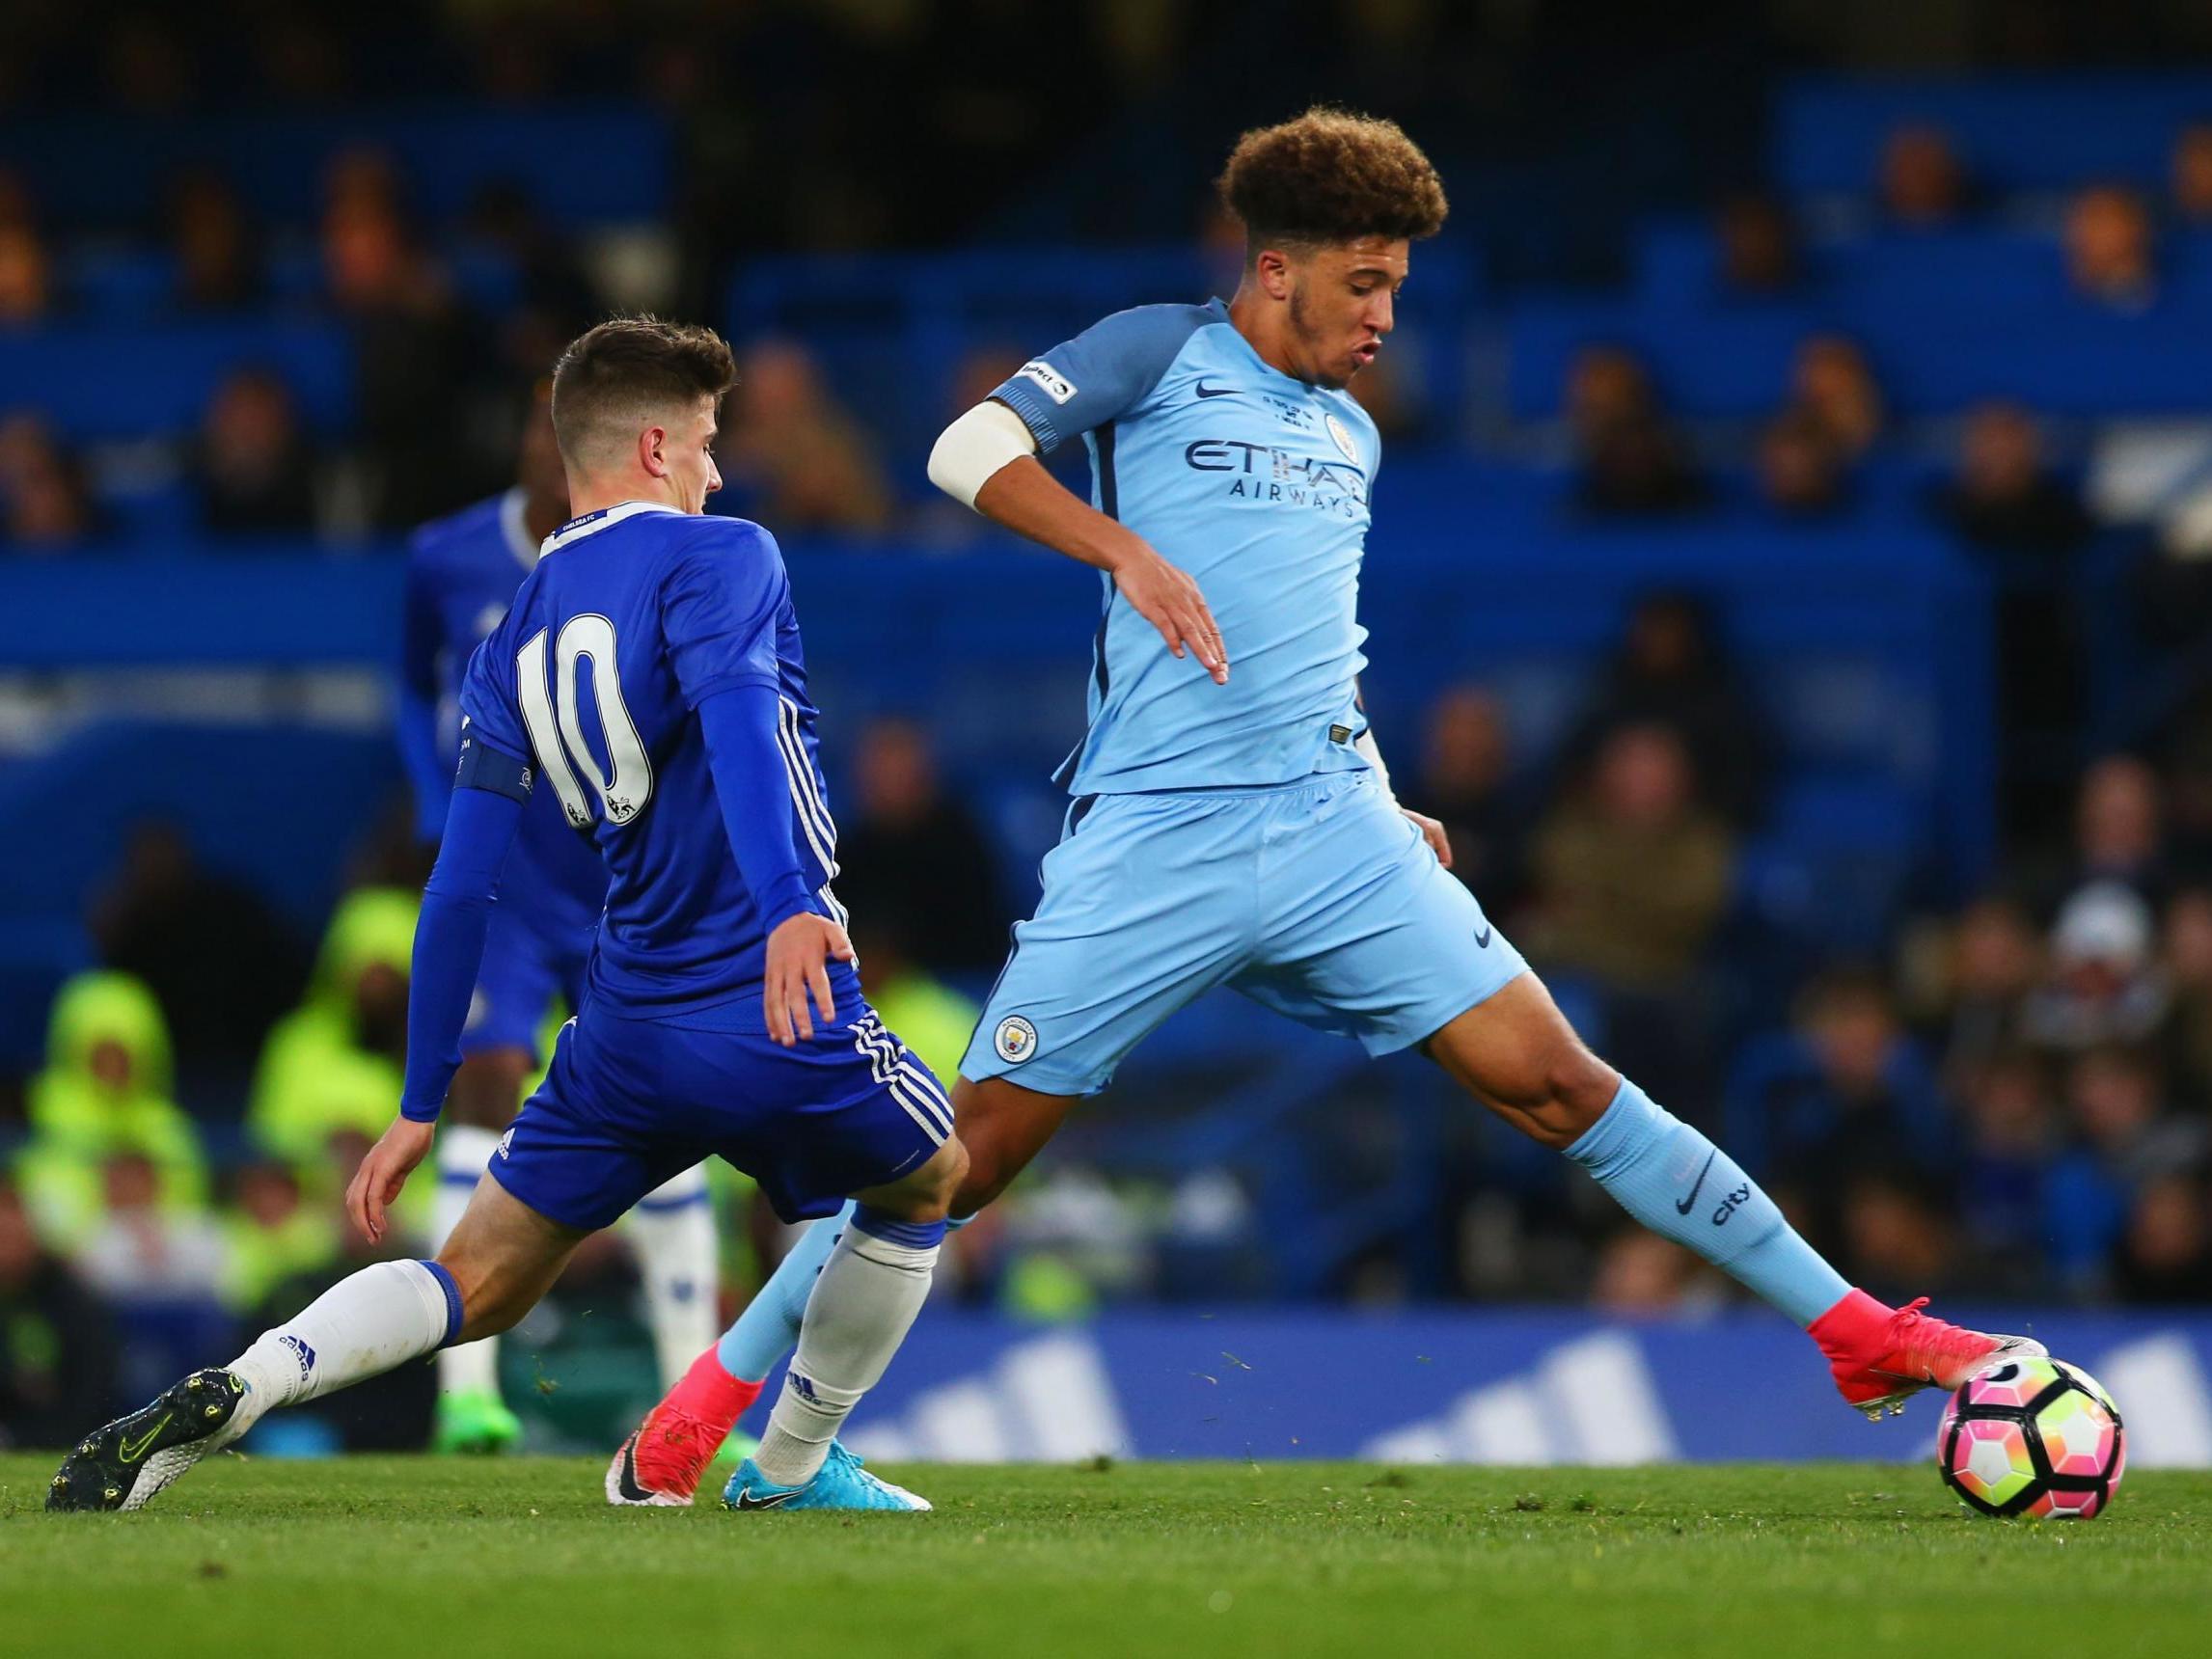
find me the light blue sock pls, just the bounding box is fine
[717,1199,970,1382]
[1565,1077,1849,1327]
[718,1202,852,1380]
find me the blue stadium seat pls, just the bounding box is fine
[1509,290,2212,419]
[0,321,354,438]
[1776,73,2212,198]
[0,107,672,230]
[62,249,180,322]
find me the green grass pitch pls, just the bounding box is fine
[3,1455,2208,1658]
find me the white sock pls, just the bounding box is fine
[623,1164,719,1391]
[752,1217,939,1487]
[226,1259,459,1440]
[433,1125,503,1400]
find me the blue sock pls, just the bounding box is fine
[717,1199,969,1381]
[1565,1077,1849,1327]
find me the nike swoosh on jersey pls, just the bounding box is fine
[1473,924,1492,949]
[1193,379,1239,397]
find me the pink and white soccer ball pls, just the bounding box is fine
[1936,1355,2126,1519]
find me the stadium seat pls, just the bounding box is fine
[0,321,354,438]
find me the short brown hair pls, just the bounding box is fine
[550,315,738,468]
[1216,107,1448,257]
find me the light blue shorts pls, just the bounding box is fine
[961,770,1528,1096]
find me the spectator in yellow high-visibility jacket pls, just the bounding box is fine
[247,886,419,1173]
[15,971,207,1251]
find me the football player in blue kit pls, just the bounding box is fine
[400,384,719,1455]
[48,318,964,1516]
[608,110,2038,1501]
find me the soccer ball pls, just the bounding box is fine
[1936,1356,2125,1519]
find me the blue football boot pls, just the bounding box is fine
[722,1441,931,1512]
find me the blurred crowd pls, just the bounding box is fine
[12,578,2212,1442]
[1431,655,2212,1317]
[16,5,2212,1444]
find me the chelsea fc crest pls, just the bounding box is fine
[1324,413,1360,464]
[994,1015,1039,1065]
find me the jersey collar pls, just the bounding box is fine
[1207,296,1316,394]
[540,499,685,556]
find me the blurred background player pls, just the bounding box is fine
[398,383,717,1453]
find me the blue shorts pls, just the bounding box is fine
[489,1001,951,1230]
[460,905,586,1061]
[962,770,1527,1097]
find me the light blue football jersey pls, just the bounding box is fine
[990,297,1379,796]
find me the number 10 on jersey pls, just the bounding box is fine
[515,616,654,828]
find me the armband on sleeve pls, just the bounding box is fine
[453,721,534,803]
[927,399,1040,509]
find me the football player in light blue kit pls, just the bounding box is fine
[608,111,2038,1501]
[49,318,965,1515]
[399,384,720,1454]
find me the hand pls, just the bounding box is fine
[1108,542,1228,685]
[764,911,856,1047]
[347,1116,436,1244]
[1402,806,1453,869]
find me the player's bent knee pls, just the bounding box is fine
[943,1075,1075,1216]
[951,1144,1020,1217]
[855,1134,969,1223]
[1471,1037,1620,1150]
[1543,1046,1623,1135]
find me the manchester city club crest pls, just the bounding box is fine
[1324,412,1360,464]
[994,1015,1039,1064]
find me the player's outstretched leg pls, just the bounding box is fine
[1426,974,2042,1420]
[609,1200,849,1506]
[721,1137,966,1514]
[49,1259,462,1511]
[48,1177,582,1512]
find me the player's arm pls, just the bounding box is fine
[931,413,1225,685]
[354,728,529,1240]
[664,528,852,1047]
[396,554,452,843]
[926,312,1228,684]
[695,684,853,1047]
[1352,683,1452,868]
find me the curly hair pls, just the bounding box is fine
[551,315,738,464]
[1216,107,1448,255]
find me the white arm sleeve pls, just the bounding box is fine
[926,399,1039,509]
[1353,727,1397,804]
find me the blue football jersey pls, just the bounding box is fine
[990,297,1379,796]
[399,489,606,953]
[458,501,854,1022]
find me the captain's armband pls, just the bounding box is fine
[453,721,534,803]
